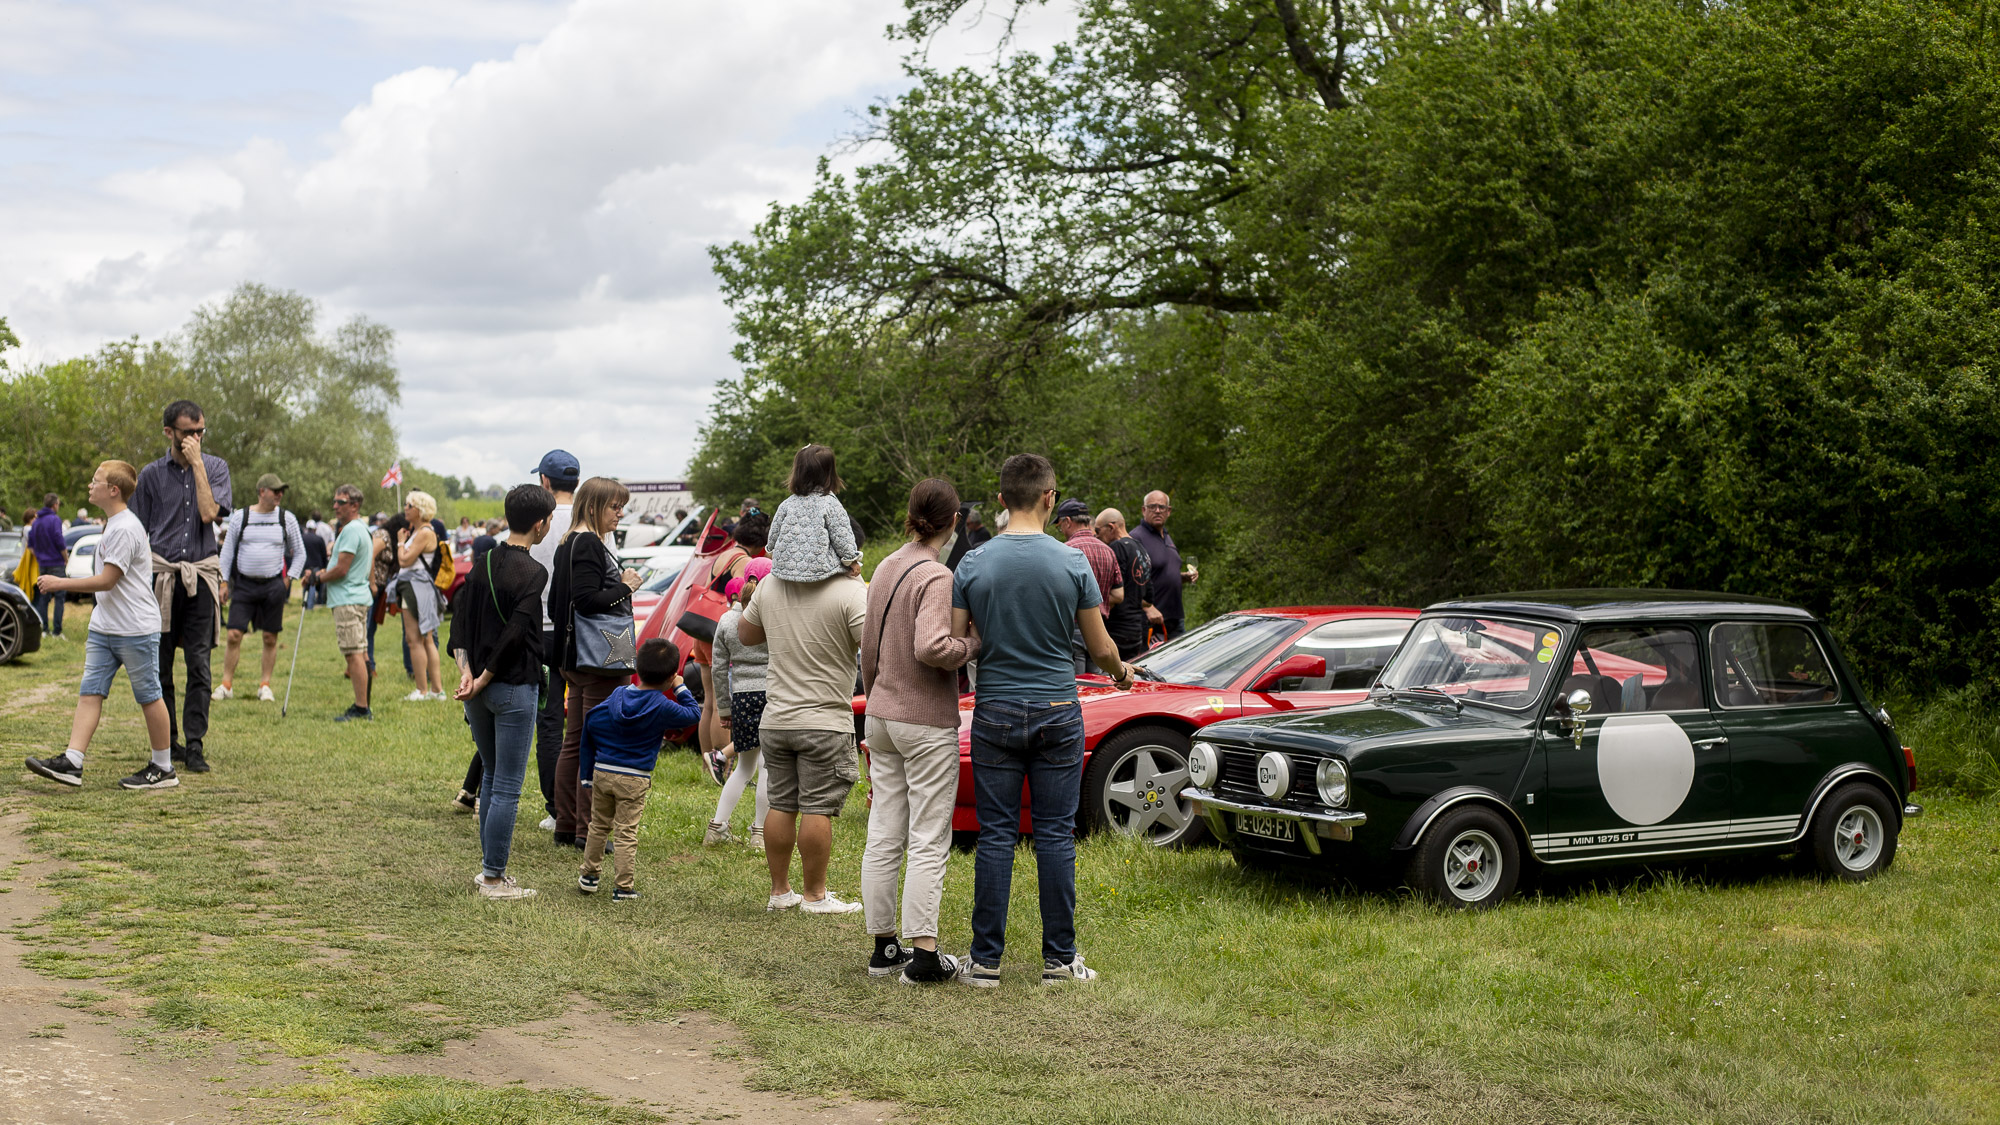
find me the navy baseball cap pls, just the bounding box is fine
[1054,498,1091,521]
[532,449,580,485]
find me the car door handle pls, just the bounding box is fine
[1694,737,1729,750]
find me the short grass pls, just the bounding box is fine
[2,603,1998,1124]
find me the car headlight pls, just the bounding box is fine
[1256,751,1291,799]
[1315,757,1350,808]
[1188,741,1219,789]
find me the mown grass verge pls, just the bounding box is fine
[0,602,1996,1123]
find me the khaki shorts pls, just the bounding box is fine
[333,604,368,655]
[761,728,861,817]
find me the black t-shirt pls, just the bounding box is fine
[1106,536,1152,645]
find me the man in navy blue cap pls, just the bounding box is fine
[528,451,580,832]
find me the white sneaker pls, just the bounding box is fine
[474,874,536,900]
[767,891,803,912]
[538,816,557,831]
[256,684,275,702]
[703,820,734,846]
[428,691,450,702]
[748,826,765,853]
[1041,953,1099,984]
[801,891,864,915]
[403,689,428,702]
[212,684,233,701]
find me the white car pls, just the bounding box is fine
[64,533,101,600]
[618,543,697,580]
[614,504,705,552]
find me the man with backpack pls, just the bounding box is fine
[214,473,306,703]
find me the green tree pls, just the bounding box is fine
[699,0,2000,688]
[0,338,183,517]
[179,283,400,514]
[1,283,405,527]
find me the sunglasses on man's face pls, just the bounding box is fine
[170,426,206,439]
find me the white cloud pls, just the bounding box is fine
[1,0,1078,486]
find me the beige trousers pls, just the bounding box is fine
[580,772,652,891]
[860,716,961,940]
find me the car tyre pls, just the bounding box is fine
[1082,725,1209,848]
[1407,805,1520,909]
[0,600,22,663]
[1807,782,1898,881]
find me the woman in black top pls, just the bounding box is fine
[448,485,556,900]
[548,477,643,848]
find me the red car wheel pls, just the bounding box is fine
[1082,725,1210,849]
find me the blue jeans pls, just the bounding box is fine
[31,587,64,636]
[80,632,163,704]
[466,680,539,879]
[968,699,1086,967]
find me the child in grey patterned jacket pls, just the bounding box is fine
[766,444,864,583]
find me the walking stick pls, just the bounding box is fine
[281,595,307,717]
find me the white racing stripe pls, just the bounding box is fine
[1531,814,1800,854]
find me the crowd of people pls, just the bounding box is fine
[17,399,1203,988]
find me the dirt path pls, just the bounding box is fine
[0,812,899,1124]
[0,812,241,1125]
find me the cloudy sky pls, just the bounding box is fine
[0,0,1060,488]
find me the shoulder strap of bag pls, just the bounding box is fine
[595,533,632,612]
[227,507,247,586]
[486,549,508,623]
[707,546,746,592]
[864,558,924,686]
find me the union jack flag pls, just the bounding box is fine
[380,461,403,488]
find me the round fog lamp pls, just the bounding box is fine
[1315,757,1350,807]
[1188,742,1219,789]
[1256,751,1292,799]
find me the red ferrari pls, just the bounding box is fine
[863,606,1419,848]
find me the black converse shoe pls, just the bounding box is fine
[898,949,963,986]
[577,872,600,894]
[25,755,82,787]
[611,888,639,902]
[869,938,913,978]
[119,763,180,790]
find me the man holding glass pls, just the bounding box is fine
[1131,490,1196,642]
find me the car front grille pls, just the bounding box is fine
[1214,746,1337,814]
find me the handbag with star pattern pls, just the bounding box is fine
[571,535,637,677]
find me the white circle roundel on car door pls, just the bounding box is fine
[1595,714,1696,825]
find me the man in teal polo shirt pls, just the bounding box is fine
[304,484,376,721]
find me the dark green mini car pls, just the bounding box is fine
[1182,591,1921,907]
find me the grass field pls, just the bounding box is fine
[2,601,1997,1124]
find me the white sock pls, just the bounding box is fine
[63,749,83,768]
[150,749,172,771]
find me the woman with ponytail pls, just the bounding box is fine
[855,478,981,984]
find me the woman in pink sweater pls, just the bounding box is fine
[858,478,981,985]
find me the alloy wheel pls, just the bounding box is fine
[0,603,21,663]
[1443,828,1504,903]
[1833,804,1885,872]
[1100,743,1197,846]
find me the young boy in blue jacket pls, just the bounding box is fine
[578,638,700,900]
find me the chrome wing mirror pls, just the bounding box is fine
[1555,688,1593,751]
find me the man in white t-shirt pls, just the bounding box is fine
[26,461,182,791]
[526,449,579,830]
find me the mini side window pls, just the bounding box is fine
[1567,626,1703,713]
[1709,623,1839,708]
